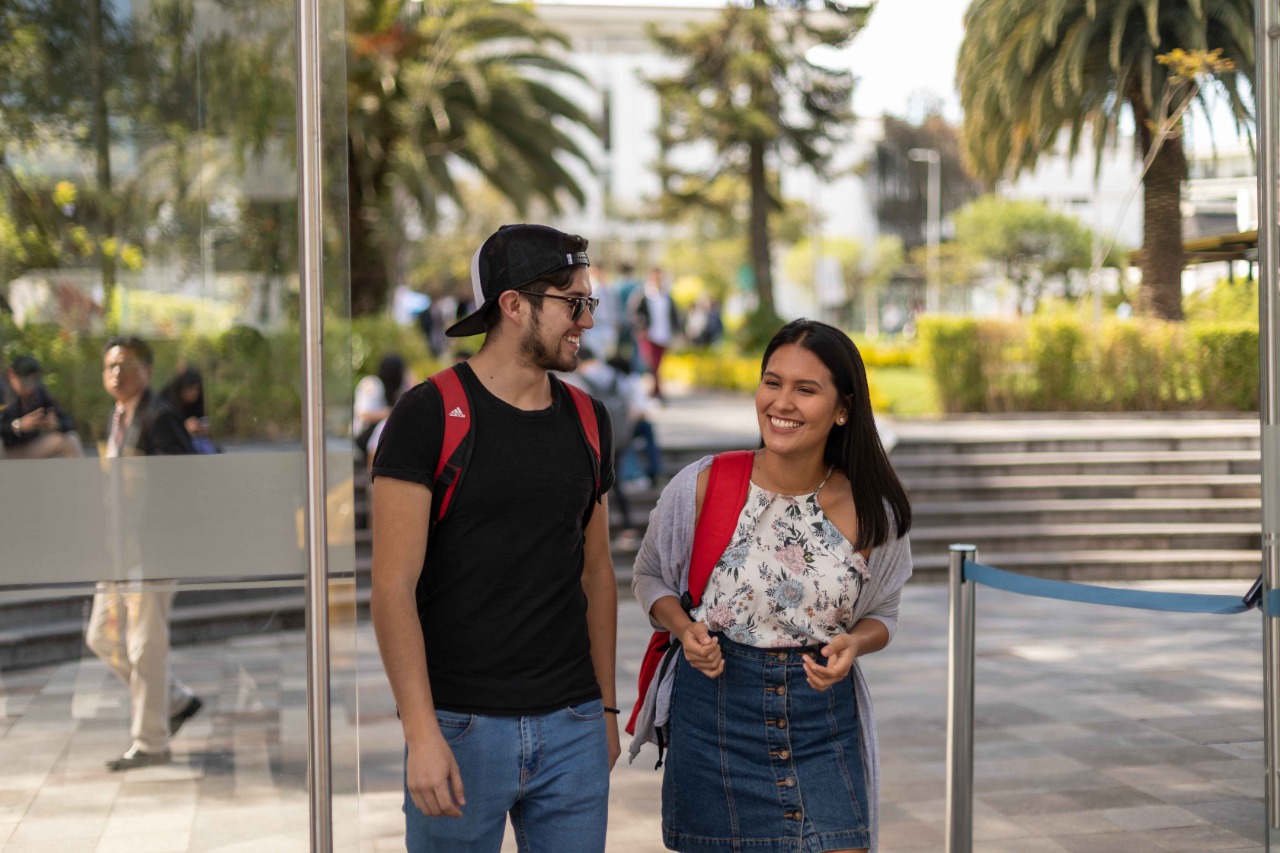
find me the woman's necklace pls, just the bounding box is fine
[752,450,833,496]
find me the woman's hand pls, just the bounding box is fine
[802,633,857,691]
[680,622,723,678]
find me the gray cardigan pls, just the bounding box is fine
[629,454,914,853]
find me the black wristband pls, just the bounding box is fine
[603,706,621,715]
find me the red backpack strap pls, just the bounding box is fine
[625,450,755,740]
[560,379,602,493]
[427,366,472,524]
[685,450,754,610]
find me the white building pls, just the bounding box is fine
[536,0,880,320]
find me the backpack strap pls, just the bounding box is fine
[684,449,754,610]
[559,377,601,494]
[429,369,602,527]
[428,365,472,525]
[624,449,755,741]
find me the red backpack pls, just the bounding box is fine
[625,449,754,738]
[427,365,602,525]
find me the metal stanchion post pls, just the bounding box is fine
[946,544,977,853]
[294,0,332,848]
[1258,0,1279,847]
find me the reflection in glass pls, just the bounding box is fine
[0,0,354,846]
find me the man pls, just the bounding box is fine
[371,224,619,852]
[86,336,203,771]
[0,355,84,459]
[629,266,679,402]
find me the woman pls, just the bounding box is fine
[631,319,913,853]
[353,354,409,461]
[161,367,217,454]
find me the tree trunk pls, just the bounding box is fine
[1134,101,1187,320]
[748,138,775,316]
[88,0,116,297]
[347,139,390,316]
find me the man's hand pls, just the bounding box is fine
[17,408,46,434]
[681,622,723,678]
[406,733,466,818]
[802,633,857,691]
[606,713,621,769]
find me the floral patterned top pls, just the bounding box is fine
[690,473,871,648]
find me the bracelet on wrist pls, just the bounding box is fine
[603,706,621,715]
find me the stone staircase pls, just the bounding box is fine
[892,420,1262,581]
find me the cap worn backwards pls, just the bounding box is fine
[445,223,590,338]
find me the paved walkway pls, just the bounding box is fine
[0,578,1264,852]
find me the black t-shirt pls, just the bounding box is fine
[372,364,615,714]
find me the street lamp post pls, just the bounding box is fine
[909,148,941,314]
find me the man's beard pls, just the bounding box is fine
[519,312,579,373]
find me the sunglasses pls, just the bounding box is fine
[515,290,600,323]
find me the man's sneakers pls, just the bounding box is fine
[169,695,204,737]
[106,746,171,772]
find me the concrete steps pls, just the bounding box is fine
[904,474,1259,503]
[0,586,315,671]
[894,419,1262,582]
[913,498,1261,527]
[893,449,1260,478]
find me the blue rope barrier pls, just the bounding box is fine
[962,561,1256,615]
[1267,589,1280,617]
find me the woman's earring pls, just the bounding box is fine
[837,416,846,425]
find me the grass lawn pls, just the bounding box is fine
[871,366,939,417]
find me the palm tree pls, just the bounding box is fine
[957,0,1254,320]
[648,0,867,323]
[346,0,595,314]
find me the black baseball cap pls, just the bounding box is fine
[446,224,590,337]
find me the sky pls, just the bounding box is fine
[844,0,971,122]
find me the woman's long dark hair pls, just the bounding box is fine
[378,355,407,408]
[161,367,205,420]
[761,319,912,549]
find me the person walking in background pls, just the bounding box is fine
[630,319,913,853]
[614,262,642,365]
[353,354,413,463]
[606,353,663,488]
[370,224,620,852]
[87,336,203,771]
[161,366,217,454]
[629,266,679,402]
[0,355,83,459]
[567,346,636,532]
[581,264,622,359]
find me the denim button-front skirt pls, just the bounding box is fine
[662,636,870,853]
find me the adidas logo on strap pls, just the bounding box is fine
[448,407,466,419]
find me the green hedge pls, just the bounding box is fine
[918,316,1258,412]
[0,316,439,446]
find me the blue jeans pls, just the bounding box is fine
[405,698,610,853]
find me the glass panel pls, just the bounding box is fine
[0,0,353,846]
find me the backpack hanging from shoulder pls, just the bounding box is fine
[625,449,754,738]
[427,365,602,525]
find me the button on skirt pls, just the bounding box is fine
[661,636,870,853]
